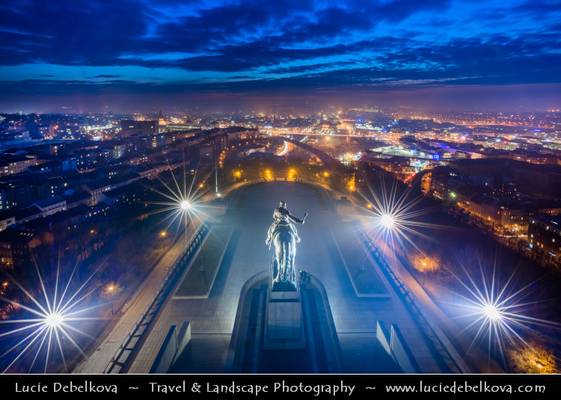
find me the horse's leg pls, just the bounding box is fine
[289,237,296,282]
[280,240,287,282]
[272,256,278,284]
[274,237,283,283]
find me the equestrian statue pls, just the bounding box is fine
[265,201,308,291]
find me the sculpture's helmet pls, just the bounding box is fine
[279,200,287,208]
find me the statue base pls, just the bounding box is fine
[271,280,298,292]
[264,287,305,350]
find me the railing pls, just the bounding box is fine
[360,230,463,373]
[104,223,209,373]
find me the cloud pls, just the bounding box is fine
[91,74,120,79]
[0,0,449,67]
[0,0,148,65]
[0,0,560,101]
[514,0,561,15]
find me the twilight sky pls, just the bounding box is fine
[1,0,560,112]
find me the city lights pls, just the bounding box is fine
[276,140,290,157]
[508,341,557,373]
[102,282,121,297]
[346,175,356,192]
[411,254,440,273]
[263,169,274,181]
[287,167,298,181]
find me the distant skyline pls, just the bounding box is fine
[1,0,561,112]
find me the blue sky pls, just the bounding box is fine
[0,0,560,112]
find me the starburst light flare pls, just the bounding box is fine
[358,180,439,252]
[446,262,561,361]
[148,166,213,233]
[0,260,104,372]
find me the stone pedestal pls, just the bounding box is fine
[264,289,305,349]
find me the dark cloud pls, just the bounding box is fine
[0,0,560,108]
[0,0,148,65]
[376,33,561,84]
[267,61,357,75]
[0,0,449,67]
[92,74,120,79]
[514,0,561,15]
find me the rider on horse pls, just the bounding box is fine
[266,201,307,246]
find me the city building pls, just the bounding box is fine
[529,216,561,260]
[34,196,67,217]
[0,155,40,177]
[120,120,159,137]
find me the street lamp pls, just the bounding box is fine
[43,312,65,329]
[380,213,396,230]
[482,302,503,323]
[179,199,191,211]
[103,282,122,315]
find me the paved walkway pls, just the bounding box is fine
[74,220,201,373]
